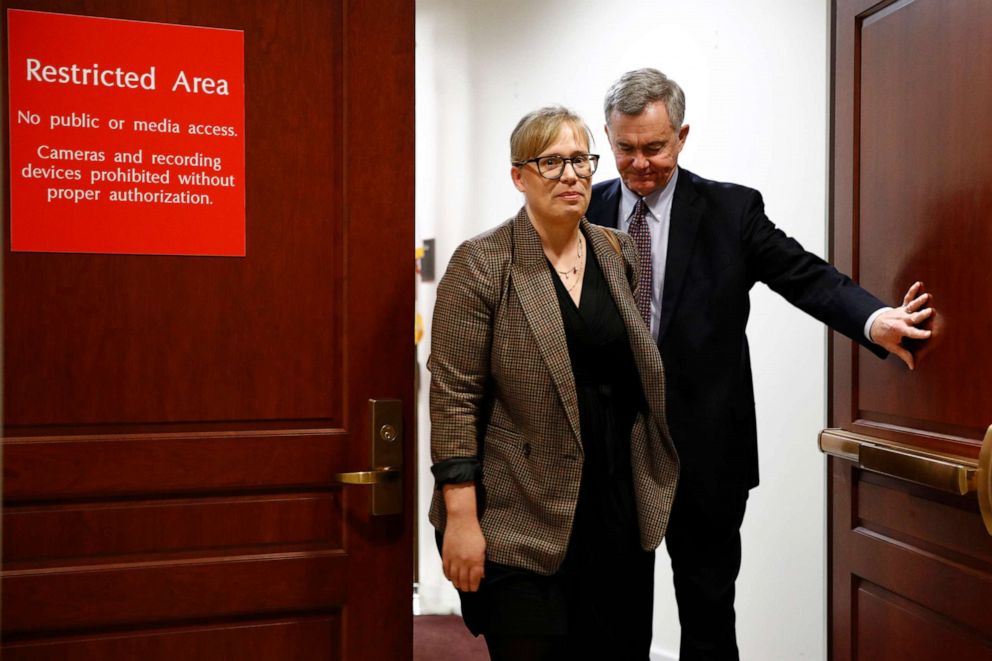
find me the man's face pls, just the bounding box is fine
[606,101,689,197]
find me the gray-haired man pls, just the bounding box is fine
[587,68,932,660]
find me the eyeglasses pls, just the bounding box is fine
[513,153,600,180]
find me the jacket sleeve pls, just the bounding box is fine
[427,239,497,485]
[741,189,888,357]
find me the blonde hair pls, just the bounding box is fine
[510,105,593,163]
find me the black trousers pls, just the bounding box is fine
[437,530,654,660]
[664,480,749,661]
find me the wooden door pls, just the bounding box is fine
[825,0,992,658]
[2,1,414,659]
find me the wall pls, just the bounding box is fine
[415,2,830,658]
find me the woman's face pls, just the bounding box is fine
[511,125,592,224]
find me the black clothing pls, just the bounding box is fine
[587,169,888,660]
[665,482,749,660]
[448,238,655,660]
[552,235,654,659]
[554,232,643,556]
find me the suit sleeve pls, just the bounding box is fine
[741,189,888,357]
[428,239,496,485]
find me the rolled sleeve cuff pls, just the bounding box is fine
[431,457,481,488]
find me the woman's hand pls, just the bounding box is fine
[441,483,486,592]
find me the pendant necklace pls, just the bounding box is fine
[556,234,584,292]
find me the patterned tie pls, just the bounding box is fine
[627,199,653,328]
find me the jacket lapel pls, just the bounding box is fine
[657,169,702,342]
[510,208,583,448]
[585,219,666,422]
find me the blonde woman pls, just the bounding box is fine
[429,106,679,660]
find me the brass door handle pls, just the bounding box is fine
[336,399,403,516]
[336,466,400,485]
[977,426,992,536]
[820,425,992,536]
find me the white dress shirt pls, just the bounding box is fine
[618,168,678,341]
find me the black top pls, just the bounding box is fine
[441,235,656,646]
[548,234,645,557]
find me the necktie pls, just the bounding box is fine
[627,199,653,328]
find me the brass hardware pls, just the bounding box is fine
[818,432,860,463]
[819,428,976,496]
[337,467,400,485]
[860,444,973,495]
[977,426,992,535]
[334,399,403,515]
[820,427,992,536]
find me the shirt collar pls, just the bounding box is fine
[620,166,679,222]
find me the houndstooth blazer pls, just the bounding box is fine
[428,207,679,575]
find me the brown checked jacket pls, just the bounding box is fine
[428,207,679,575]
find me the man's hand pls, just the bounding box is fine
[870,281,934,370]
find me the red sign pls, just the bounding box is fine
[7,10,245,256]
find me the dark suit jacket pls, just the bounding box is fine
[587,169,886,499]
[428,208,679,575]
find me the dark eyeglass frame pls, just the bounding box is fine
[512,153,600,180]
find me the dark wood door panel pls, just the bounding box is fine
[4,0,344,428]
[854,0,992,448]
[855,580,992,661]
[830,461,992,660]
[847,478,992,635]
[3,552,347,634]
[832,0,992,454]
[830,4,992,657]
[3,431,348,499]
[856,473,992,567]
[3,616,339,661]
[4,492,342,562]
[2,0,414,658]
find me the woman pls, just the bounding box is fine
[429,106,679,660]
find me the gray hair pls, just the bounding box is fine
[604,68,686,130]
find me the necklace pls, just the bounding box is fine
[555,234,584,292]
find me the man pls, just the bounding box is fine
[586,68,932,660]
